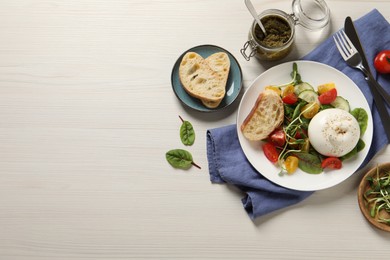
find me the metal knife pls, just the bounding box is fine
[344,17,390,143]
[344,17,390,105]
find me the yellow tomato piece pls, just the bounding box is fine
[282,85,295,98]
[317,83,335,95]
[265,86,282,96]
[285,156,299,174]
[301,102,320,119]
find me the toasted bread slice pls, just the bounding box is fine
[179,52,226,102]
[201,52,230,108]
[241,89,284,141]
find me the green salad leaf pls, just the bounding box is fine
[179,116,195,146]
[166,149,200,169]
[350,108,368,136]
[294,152,323,174]
[340,139,366,161]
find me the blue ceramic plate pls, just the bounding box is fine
[171,45,243,112]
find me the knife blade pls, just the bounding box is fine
[344,17,390,143]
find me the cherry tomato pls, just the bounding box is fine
[269,129,286,147]
[374,50,390,74]
[285,156,299,174]
[317,83,335,95]
[321,157,342,170]
[282,93,298,104]
[301,102,320,119]
[318,88,337,104]
[262,142,279,163]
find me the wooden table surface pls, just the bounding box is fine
[0,0,389,259]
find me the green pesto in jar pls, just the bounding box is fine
[254,15,292,48]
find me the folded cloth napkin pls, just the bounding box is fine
[207,9,390,220]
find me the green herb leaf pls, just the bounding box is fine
[179,116,195,146]
[292,101,306,120]
[350,108,368,136]
[294,152,322,174]
[290,62,302,85]
[166,149,201,169]
[340,139,365,161]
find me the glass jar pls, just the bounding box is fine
[241,0,330,61]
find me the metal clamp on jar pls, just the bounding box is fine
[241,0,330,61]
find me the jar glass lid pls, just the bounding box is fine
[291,0,330,30]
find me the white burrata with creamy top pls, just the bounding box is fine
[308,108,360,157]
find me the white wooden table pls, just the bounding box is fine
[0,0,389,259]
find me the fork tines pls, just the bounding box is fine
[333,30,357,60]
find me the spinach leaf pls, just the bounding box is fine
[179,116,195,145]
[340,139,366,161]
[294,152,322,174]
[350,108,368,136]
[166,149,200,169]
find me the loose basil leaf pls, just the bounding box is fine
[350,108,368,136]
[180,120,195,146]
[294,152,322,174]
[166,149,194,169]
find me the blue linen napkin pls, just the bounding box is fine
[206,9,390,220]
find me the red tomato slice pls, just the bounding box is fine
[269,129,286,147]
[374,50,390,74]
[282,93,298,104]
[262,142,279,163]
[321,157,342,170]
[318,88,337,104]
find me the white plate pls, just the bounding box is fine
[237,61,373,191]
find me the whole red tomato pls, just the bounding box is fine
[374,50,390,74]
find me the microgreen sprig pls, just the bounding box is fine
[364,166,390,225]
[277,102,315,175]
[272,62,302,89]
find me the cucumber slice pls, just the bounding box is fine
[298,90,319,104]
[331,96,350,111]
[294,82,314,95]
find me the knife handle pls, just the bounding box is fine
[365,71,390,106]
[367,78,390,143]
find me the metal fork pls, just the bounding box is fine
[333,30,390,105]
[334,30,390,141]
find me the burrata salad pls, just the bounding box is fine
[261,63,368,175]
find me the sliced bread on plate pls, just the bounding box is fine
[201,52,230,108]
[241,89,284,141]
[179,52,226,103]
